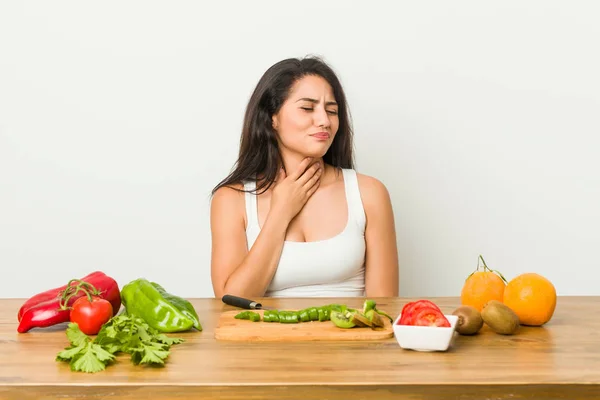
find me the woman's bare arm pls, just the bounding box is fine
[210,185,289,299]
[358,174,400,297]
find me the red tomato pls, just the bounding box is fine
[70,296,113,335]
[399,300,443,325]
[399,302,418,324]
[412,307,451,327]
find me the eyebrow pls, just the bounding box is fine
[295,97,338,106]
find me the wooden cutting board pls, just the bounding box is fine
[214,310,394,342]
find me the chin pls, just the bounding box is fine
[303,150,328,158]
[304,144,331,158]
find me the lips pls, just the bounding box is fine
[310,132,330,140]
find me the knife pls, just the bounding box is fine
[222,294,275,310]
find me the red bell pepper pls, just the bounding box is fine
[17,271,121,333]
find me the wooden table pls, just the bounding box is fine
[1,296,598,399]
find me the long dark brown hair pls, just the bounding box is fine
[212,56,355,195]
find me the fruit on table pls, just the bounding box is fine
[461,255,507,312]
[398,300,451,327]
[503,272,557,326]
[120,278,202,333]
[481,300,520,335]
[17,272,121,333]
[452,305,483,335]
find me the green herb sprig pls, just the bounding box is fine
[56,314,184,373]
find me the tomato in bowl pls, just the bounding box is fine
[393,300,458,352]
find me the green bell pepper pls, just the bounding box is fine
[120,278,202,333]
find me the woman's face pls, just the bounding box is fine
[272,75,339,159]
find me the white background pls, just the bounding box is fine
[1,1,599,299]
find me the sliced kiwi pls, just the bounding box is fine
[452,305,484,335]
[330,310,357,329]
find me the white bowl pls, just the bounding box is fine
[392,313,458,352]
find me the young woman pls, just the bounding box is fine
[210,56,399,298]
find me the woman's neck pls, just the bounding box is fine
[281,155,324,177]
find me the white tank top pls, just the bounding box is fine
[244,168,366,297]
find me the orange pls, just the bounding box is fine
[503,273,557,326]
[460,255,507,312]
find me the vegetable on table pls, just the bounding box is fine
[70,294,113,335]
[120,278,202,333]
[398,300,451,327]
[235,311,261,322]
[56,314,184,373]
[232,300,392,330]
[17,272,121,333]
[330,309,357,329]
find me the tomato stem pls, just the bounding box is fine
[58,279,101,310]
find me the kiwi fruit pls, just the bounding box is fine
[481,300,520,335]
[452,305,484,335]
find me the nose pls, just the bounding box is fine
[314,107,331,130]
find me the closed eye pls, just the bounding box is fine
[301,107,338,115]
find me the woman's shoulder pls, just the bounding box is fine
[353,171,392,207]
[212,181,246,194]
[211,182,246,208]
[210,182,249,228]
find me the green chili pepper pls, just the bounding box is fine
[235,311,251,319]
[318,307,330,321]
[262,311,271,322]
[233,303,377,325]
[234,310,261,322]
[289,312,299,323]
[270,311,280,322]
[120,278,202,332]
[307,307,319,321]
[278,311,287,323]
[264,310,278,322]
[249,312,261,322]
[299,309,310,322]
[363,299,376,314]
[327,304,346,313]
[374,308,393,322]
[276,311,285,322]
[278,311,299,324]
